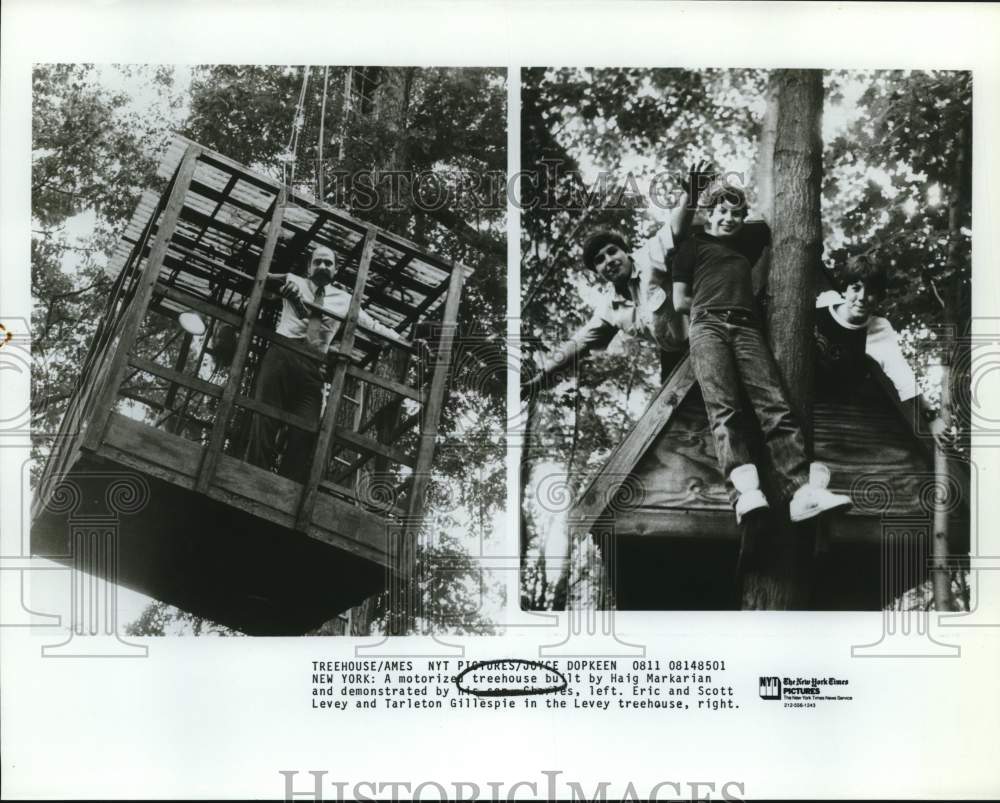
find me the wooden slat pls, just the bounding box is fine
[362,403,418,439]
[190,177,268,222]
[867,357,935,460]
[167,241,256,285]
[178,203,260,248]
[296,228,378,530]
[234,395,319,434]
[612,506,886,545]
[196,190,288,493]
[346,364,425,403]
[155,283,330,366]
[319,479,407,519]
[401,258,467,576]
[192,173,241,250]
[396,275,449,331]
[102,412,202,480]
[310,491,396,565]
[83,145,202,451]
[127,356,224,399]
[333,426,415,468]
[154,283,243,328]
[566,355,697,534]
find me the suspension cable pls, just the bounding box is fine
[317,66,330,203]
[282,66,311,188]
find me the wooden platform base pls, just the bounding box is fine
[31,424,393,635]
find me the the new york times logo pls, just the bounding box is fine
[759,676,781,700]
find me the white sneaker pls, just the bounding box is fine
[735,489,769,524]
[729,464,770,525]
[789,485,852,522]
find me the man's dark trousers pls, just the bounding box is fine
[246,344,324,483]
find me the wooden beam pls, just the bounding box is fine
[127,356,223,399]
[346,364,426,403]
[319,479,407,519]
[295,227,378,530]
[154,283,243,328]
[867,357,935,461]
[401,259,467,570]
[235,395,319,434]
[196,190,288,493]
[191,177,266,223]
[192,173,241,250]
[333,426,415,468]
[567,354,697,535]
[154,282,331,366]
[83,144,202,451]
[395,275,449,331]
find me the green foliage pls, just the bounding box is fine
[824,71,971,334]
[521,68,768,609]
[521,68,972,611]
[124,602,243,637]
[33,65,506,635]
[31,65,181,477]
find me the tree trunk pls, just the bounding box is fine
[741,69,824,610]
[931,119,970,611]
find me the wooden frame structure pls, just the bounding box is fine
[31,137,470,633]
[566,353,968,610]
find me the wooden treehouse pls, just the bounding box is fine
[31,137,469,635]
[568,354,970,611]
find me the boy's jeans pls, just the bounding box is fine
[688,309,809,504]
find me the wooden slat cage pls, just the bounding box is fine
[31,137,471,634]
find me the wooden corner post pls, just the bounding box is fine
[387,261,465,634]
[196,189,287,493]
[83,145,202,452]
[295,227,379,531]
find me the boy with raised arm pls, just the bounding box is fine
[524,163,711,393]
[671,181,851,525]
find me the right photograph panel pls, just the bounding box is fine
[520,68,972,612]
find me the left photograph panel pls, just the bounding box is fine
[29,65,508,637]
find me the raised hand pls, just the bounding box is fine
[683,159,718,208]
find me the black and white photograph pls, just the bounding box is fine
[521,67,972,612]
[28,64,508,636]
[3,2,1000,801]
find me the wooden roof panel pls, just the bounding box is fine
[567,354,937,536]
[112,135,470,327]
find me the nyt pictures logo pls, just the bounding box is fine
[759,677,781,700]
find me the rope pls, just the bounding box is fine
[317,66,330,202]
[282,66,311,187]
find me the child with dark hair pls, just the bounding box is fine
[815,253,947,443]
[672,180,852,525]
[524,163,713,393]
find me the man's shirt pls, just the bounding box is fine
[572,221,683,354]
[276,273,400,354]
[815,290,919,402]
[671,221,771,316]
